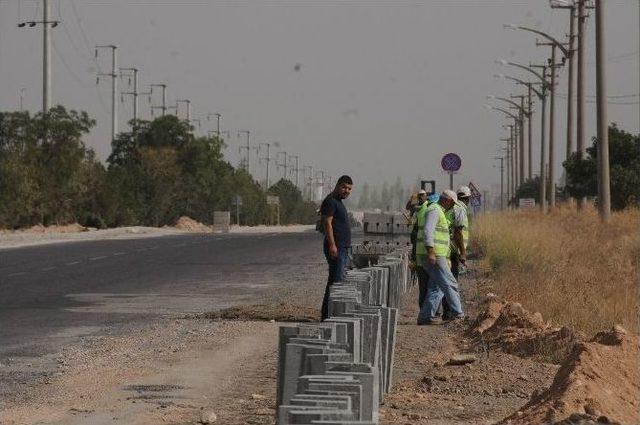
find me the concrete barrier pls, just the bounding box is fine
[276,246,412,424]
[212,211,230,233]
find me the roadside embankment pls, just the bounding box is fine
[472,205,639,335]
[470,205,640,424]
[0,216,314,250]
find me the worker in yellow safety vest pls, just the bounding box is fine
[417,190,465,325]
[414,192,439,309]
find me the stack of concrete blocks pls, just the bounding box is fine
[276,247,412,424]
[362,212,413,247]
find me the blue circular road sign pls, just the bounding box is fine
[441,153,462,172]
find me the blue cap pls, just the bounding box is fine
[428,193,440,203]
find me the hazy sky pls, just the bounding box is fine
[0,0,638,199]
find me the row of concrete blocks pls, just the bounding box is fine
[276,248,412,424]
[362,212,412,236]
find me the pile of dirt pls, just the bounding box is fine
[172,216,211,233]
[471,295,581,362]
[203,303,319,322]
[500,325,640,425]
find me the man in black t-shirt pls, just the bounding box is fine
[319,175,353,320]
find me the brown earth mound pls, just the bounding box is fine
[500,325,640,425]
[173,216,211,232]
[203,303,319,322]
[471,296,580,362]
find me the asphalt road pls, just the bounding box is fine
[0,230,325,399]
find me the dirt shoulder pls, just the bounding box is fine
[381,275,559,424]
[0,318,280,425]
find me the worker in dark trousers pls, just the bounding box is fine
[320,175,353,321]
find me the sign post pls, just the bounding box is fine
[234,195,243,225]
[441,153,462,190]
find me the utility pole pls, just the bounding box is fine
[527,83,533,180]
[595,0,611,221]
[576,0,588,209]
[539,66,549,213]
[96,45,118,141]
[316,170,325,200]
[176,99,191,123]
[120,67,139,127]
[536,44,562,209]
[43,0,51,114]
[510,124,517,196]
[495,156,505,210]
[500,137,511,204]
[289,155,300,188]
[304,165,313,201]
[238,131,251,172]
[150,84,168,116]
[551,1,577,163]
[208,113,221,136]
[513,95,526,185]
[259,143,273,189]
[17,1,59,117]
[19,88,27,111]
[277,152,288,179]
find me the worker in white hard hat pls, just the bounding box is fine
[417,190,465,325]
[449,185,471,279]
[406,189,428,217]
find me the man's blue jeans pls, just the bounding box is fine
[321,245,349,321]
[418,256,464,320]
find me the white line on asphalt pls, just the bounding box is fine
[113,252,126,256]
[89,256,108,261]
[41,266,56,271]
[66,261,80,266]
[7,272,26,277]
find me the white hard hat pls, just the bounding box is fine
[441,190,458,202]
[457,185,472,198]
[417,189,427,195]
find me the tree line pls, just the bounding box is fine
[0,106,317,229]
[516,124,640,210]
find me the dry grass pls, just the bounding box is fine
[472,205,639,336]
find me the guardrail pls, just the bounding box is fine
[275,246,413,424]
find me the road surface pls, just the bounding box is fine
[0,230,323,401]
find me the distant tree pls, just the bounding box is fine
[564,124,640,210]
[267,179,316,224]
[515,177,540,202]
[0,106,101,228]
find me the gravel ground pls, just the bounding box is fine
[1,246,561,425]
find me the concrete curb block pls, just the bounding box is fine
[276,245,414,424]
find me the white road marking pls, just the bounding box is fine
[66,261,80,266]
[7,272,26,277]
[113,252,126,256]
[89,256,107,261]
[41,266,57,271]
